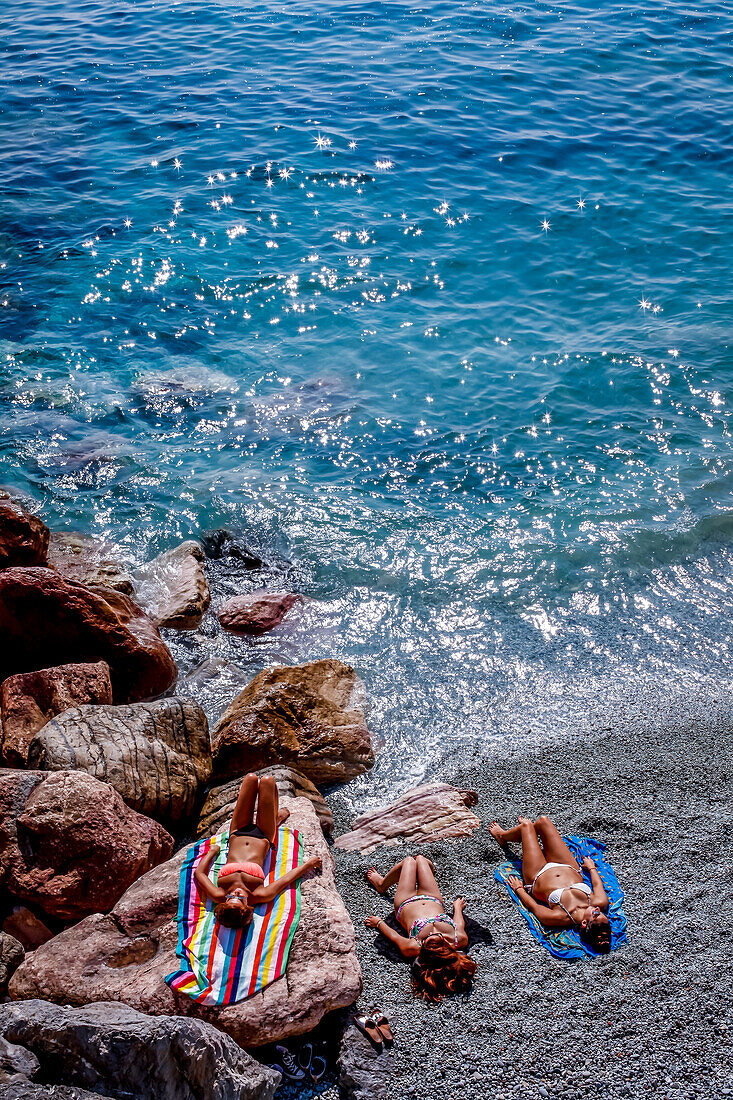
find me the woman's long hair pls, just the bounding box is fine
[214,898,255,929]
[411,938,477,1002]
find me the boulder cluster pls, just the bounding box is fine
[0,495,372,1098]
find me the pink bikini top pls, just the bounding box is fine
[218,861,265,881]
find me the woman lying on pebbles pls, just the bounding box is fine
[194,773,322,929]
[364,855,477,1001]
[490,815,612,953]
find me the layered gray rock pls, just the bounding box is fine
[338,1021,396,1100]
[212,659,374,786]
[134,541,211,630]
[10,798,362,1047]
[27,698,211,826]
[46,531,134,594]
[197,765,334,838]
[0,1035,40,1086]
[0,1000,281,1100]
[0,932,24,995]
[0,661,113,766]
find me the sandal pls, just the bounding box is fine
[310,1054,327,1083]
[372,1011,394,1045]
[352,1014,383,1051]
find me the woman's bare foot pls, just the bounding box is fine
[489,821,507,843]
[366,867,386,893]
[277,807,290,826]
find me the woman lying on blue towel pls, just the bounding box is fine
[490,815,612,954]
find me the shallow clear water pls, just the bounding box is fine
[2,1,733,798]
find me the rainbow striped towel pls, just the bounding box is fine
[165,824,302,1004]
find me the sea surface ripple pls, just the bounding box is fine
[2,0,733,797]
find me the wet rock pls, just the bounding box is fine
[334,783,480,854]
[134,541,211,630]
[0,933,24,995]
[2,769,174,920]
[218,591,301,636]
[46,532,134,595]
[2,908,53,951]
[0,1035,40,1085]
[0,661,112,767]
[338,1021,396,1100]
[0,1000,281,1100]
[212,659,374,786]
[3,1083,115,1100]
[0,568,177,704]
[10,798,362,1048]
[177,657,251,724]
[202,528,265,568]
[0,501,49,569]
[27,698,211,826]
[197,765,334,839]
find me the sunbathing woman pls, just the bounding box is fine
[364,855,477,1001]
[194,773,322,929]
[490,815,612,953]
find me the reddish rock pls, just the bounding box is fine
[211,659,374,785]
[9,797,362,1047]
[217,592,300,636]
[1,769,174,920]
[1,661,113,766]
[335,783,481,854]
[0,501,49,569]
[2,908,53,951]
[0,568,177,703]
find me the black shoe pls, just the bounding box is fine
[275,1044,306,1081]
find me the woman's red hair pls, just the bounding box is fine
[411,939,477,1002]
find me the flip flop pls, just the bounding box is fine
[372,1011,394,1045]
[352,1014,383,1051]
[310,1054,327,1083]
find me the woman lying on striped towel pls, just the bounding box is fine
[193,773,322,929]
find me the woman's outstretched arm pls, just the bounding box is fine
[452,896,469,948]
[364,915,421,958]
[507,875,571,929]
[250,856,322,905]
[582,858,610,909]
[194,846,226,904]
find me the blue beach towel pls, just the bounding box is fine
[494,835,627,959]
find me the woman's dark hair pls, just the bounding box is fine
[578,919,612,955]
[215,899,254,930]
[411,939,477,1002]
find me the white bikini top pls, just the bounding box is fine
[548,880,592,907]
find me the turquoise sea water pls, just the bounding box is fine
[2,1,733,790]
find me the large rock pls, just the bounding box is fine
[0,501,49,569]
[2,908,53,951]
[0,661,113,767]
[3,1083,115,1100]
[202,529,265,569]
[0,933,24,996]
[26,699,211,826]
[335,783,480,854]
[197,765,334,839]
[217,592,300,636]
[1,769,174,919]
[0,1035,40,1086]
[0,1000,281,1100]
[212,659,374,786]
[9,798,362,1047]
[134,541,211,630]
[46,531,134,594]
[338,1021,396,1100]
[0,567,176,704]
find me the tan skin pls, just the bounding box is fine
[490,815,610,937]
[364,855,469,959]
[194,773,322,914]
